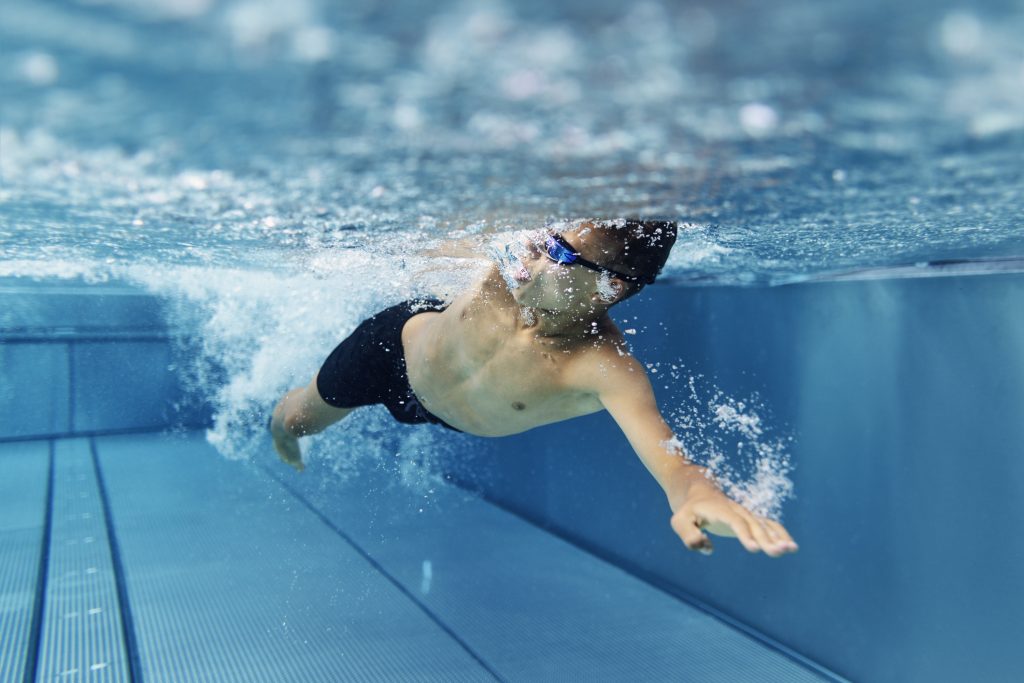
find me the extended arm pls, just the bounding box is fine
[594,353,798,557]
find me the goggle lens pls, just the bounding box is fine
[544,235,578,265]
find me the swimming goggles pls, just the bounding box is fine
[543,233,652,285]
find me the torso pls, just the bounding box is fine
[401,275,622,436]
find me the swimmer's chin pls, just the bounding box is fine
[506,277,531,293]
[506,277,527,296]
[509,282,538,305]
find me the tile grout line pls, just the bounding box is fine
[89,436,143,683]
[259,463,507,683]
[21,440,54,683]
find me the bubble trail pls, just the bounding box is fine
[658,363,796,521]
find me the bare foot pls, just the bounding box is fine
[268,414,305,472]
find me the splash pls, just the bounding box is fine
[660,366,795,520]
[119,250,495,505]
[594,270,617,301]
[0,243,486,492]
[299,405,493,511]
[486,232,531,290]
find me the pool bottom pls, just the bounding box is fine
[0,431,837,682]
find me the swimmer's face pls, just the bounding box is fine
[511,224,625,312]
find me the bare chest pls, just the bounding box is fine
[404,308,603,435]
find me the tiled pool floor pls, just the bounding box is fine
[0,432,832,682]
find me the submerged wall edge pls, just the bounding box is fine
[0,279,211,440]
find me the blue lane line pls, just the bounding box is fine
[90,437,143,683]
[261,464,507,683]
[22,440,54,683]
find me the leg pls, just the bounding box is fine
[270,372,354,471]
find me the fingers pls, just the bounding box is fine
[762,518,798,551]
[747,516,785,557]
[670,513,714,555]
[673,508,799,558]
[272,440,305,472]
[721,512,763,554]
[744,515,798,556]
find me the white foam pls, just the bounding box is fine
[595,271,617,302]
[0,245,478,479]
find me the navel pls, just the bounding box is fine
[512,401,526,411]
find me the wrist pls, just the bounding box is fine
[664,462,717,513]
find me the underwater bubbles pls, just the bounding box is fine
[662,366,795,521]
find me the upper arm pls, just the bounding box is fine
[574,351,690,489]
[417,235,493,260]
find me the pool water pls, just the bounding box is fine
[2,0,1022,284]
[2,1,1023,681]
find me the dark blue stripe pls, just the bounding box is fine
[22,441,54,683]
[90,437,143,683]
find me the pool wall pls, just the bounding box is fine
[456,271,1024,683]
[0,279,210,441]
[3,273,1022,682]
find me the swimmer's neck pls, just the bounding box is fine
[481,267,611,340]
[515,302,611,339]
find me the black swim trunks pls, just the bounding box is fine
[315,297,463,432]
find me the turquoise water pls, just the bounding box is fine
[2,0,1022,284]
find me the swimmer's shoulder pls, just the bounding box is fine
[561,317,644,395]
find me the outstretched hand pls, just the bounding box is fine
[670,479,798,558]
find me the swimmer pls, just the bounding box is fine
[270,219,798,558]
